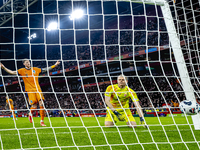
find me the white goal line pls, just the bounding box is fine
[1,128,193,136]
[0,123,196,132]
[5,141,200,150]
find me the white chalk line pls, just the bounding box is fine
[1,129,193,136]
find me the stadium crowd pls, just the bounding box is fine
[0,17,169,84]
[0,73,185,117]
[0,16,185,117]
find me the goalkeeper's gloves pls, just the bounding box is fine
[139,117,148,128]
[113,110,125,121]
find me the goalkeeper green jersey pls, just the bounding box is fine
[105,84,139,108]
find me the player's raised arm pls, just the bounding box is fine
[41,61,60,73]
[0,63,17,75]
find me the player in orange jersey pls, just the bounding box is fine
[5,96,17,120]
[1,59,60,126]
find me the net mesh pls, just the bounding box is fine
[0,0,200,149]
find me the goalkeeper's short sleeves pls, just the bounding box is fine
[128,88,139,102]
[105,85,113,97]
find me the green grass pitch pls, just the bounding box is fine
[0,115,200,150]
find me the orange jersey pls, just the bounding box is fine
[6,99,14,109]
[18,67,42,92]
[171,100,179,107]
[173,103,179,107]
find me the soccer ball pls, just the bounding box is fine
[179,100,199,115]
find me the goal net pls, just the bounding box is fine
[0,0,200,149]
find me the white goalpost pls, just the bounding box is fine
[0,0,200,149]
[160,0,200,130]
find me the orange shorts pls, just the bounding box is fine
[27,92,44,105]
[10,106,14,112]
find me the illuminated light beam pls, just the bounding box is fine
[69,9,84,20]
[47,22,58,31]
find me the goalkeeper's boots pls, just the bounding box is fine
[113,110,125,121]
[28,113,33,123]
[139,117,148,128]
[40,121,46,127]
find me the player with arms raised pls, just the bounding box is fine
[105,75,147,128]
[5,96,17,120]
[1,59,60,126]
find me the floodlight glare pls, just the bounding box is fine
[32,33,36,38]
[69,9,84,20]
[47,22,58,31]
[28,33,37,40]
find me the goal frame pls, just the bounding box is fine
[118,0,196,103]
[119,0,200,129]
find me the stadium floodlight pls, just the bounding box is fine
[28,33,36,40]
[69,9,84,20]
[47,22,58,31]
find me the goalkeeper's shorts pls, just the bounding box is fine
[105,107,135,123]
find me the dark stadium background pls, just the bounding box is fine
[0,0,199,117]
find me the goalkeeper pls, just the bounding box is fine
[105,75,147,128]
